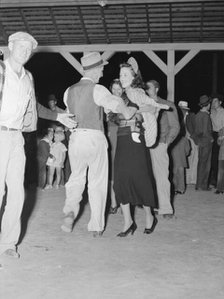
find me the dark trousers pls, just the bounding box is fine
[209,132,220,186]
[23,131,38,187]
[196,143,212,190]
[37,158,47,189]
[216,160,224,192]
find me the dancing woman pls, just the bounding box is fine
[113,60,162,237]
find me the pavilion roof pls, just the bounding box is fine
[0,0,224,47]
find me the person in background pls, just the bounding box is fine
[48,94,65,113]
[107,79,123,214]
[194,95,213,191]
[210,94,224,191]
[47,94,65,130]
[209,94,224,194]
[145,80,180,219]
[171,101,191,194]
[185,106,198,186]
[45,131,67,189]
[0,31,76,258]
[37,128,54,189]
[61,52,134,237]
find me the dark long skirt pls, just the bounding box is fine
[114,129,157,208]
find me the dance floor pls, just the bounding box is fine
[1,185,224,299]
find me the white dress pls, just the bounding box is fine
[46,141,67,168]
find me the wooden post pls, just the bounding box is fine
[167,50,175,102]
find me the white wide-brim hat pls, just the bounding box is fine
[81,52,108,71]
[178,100,190,110]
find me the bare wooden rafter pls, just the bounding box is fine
[0,0,223,101]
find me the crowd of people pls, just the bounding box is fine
[0,31,223,259]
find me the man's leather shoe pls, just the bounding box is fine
[174,190,185,195]
[195,187,211,191]
[214,190,223,194]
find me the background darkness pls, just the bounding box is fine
[26,50,224,113]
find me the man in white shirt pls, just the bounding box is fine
[0,32,76,258]
[61,52,133,236]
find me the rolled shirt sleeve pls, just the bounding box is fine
[93,84,121,113]
[63,82,134,119]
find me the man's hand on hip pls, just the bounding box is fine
[57,113,78,129]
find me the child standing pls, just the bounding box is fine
[37,128,54,189]
[45,131,67,189]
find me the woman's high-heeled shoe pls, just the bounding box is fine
[117,222,137,237]
[144,217,158,234]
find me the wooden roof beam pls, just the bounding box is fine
[0,21,8,45]
[37,43,224,52]
[49,7,63,44]
[0,0,217,8]
[143,50,167,74]
[123,5,131,43]
[100,6,110,44]
[1,43,224,54]
[60,51,83,75]
[101,51,116,61]
[174,49,200,75]
[77,7,89,44]
[146,4,151,43]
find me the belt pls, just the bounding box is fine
[0,125,20,131]
[119,120,136,128]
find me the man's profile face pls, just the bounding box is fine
[97,66,104,80]
[146,82,157,98]
[211,98,221,110]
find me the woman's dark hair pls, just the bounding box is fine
[119,63,145,89]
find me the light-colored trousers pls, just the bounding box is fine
[64,129,108,232]
[150,143,173,215]
[0,131,26,254]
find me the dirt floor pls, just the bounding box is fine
[0,184,224,299]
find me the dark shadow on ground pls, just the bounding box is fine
[0,192,7,231]
[18,186,38,244]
